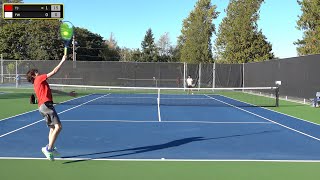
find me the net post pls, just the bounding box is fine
[275,86,280,107]
[275,81,281,107]
[0,54,3,83]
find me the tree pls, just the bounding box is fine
[295,0,320,56]
[0,0,24,26]
[74,27,104,61]
[131,48,142,61]
[0,20,106,60]
[156,32,177,62]
[0,0,30,60]
[105,32,118,49]
[100,44,120,61]
[179,0,219,63]
[26,20,62,60]
[215,0,274,63]
[169,45,180,62]
[157,32,171,56]
[0,20,64,60]
[100,33,120,61]
[141,28,158,62]
[0,23,28,59]
[119,47,134,61]
[0,6,109,61]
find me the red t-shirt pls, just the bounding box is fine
[33,74,53,106]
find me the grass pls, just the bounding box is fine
[219,90,320,124]
[1,159,320,180]
[0,87,79,119]
[1,87,320,180]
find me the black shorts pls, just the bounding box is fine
[39,101,61,127]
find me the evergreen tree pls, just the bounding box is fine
[131,48,142,61]
[295,0,320,56]
[215,0,274,63]
[141,28,158,62]
[179,0,219,63]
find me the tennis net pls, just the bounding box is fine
[49,84,279,107]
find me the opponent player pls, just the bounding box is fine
[26,55,67,161]
[186,75,194,94]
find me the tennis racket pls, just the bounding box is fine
[60,21,74,56]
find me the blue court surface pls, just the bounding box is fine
[1,93,320,161]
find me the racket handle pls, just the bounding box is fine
[64,47,67,56]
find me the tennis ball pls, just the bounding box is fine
[63,31,69,36]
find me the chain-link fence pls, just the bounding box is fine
[215,63,243,88]
[244,54,320,101]
[1,59,233,88]
[2,54,320,103]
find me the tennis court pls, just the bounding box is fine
[1,86,320,179]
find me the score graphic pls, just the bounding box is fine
[3,3,64,19]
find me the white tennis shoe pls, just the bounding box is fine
[41,147,54,161]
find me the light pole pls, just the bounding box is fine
[72,35,76,61]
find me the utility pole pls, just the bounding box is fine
[72,35,76,61]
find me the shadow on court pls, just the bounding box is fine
[62,130,280,164]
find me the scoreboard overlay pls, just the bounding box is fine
[2,3,64,19]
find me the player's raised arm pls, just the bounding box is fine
[47,55,67,78]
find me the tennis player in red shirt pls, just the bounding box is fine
[26,55,67,161]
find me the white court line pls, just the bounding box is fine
[219,94,320,127]
[205,95,320,142]
[61,119,273,124]
[0,94,110,138]
[1,157,320,162]
[0,94,93,122]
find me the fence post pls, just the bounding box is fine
[15,60,18,88]
[212,62,215,88]
[242,63,245,88]
[1,54,3,83]
[16,60,18,75]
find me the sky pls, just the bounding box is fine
[22,0,303,59]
